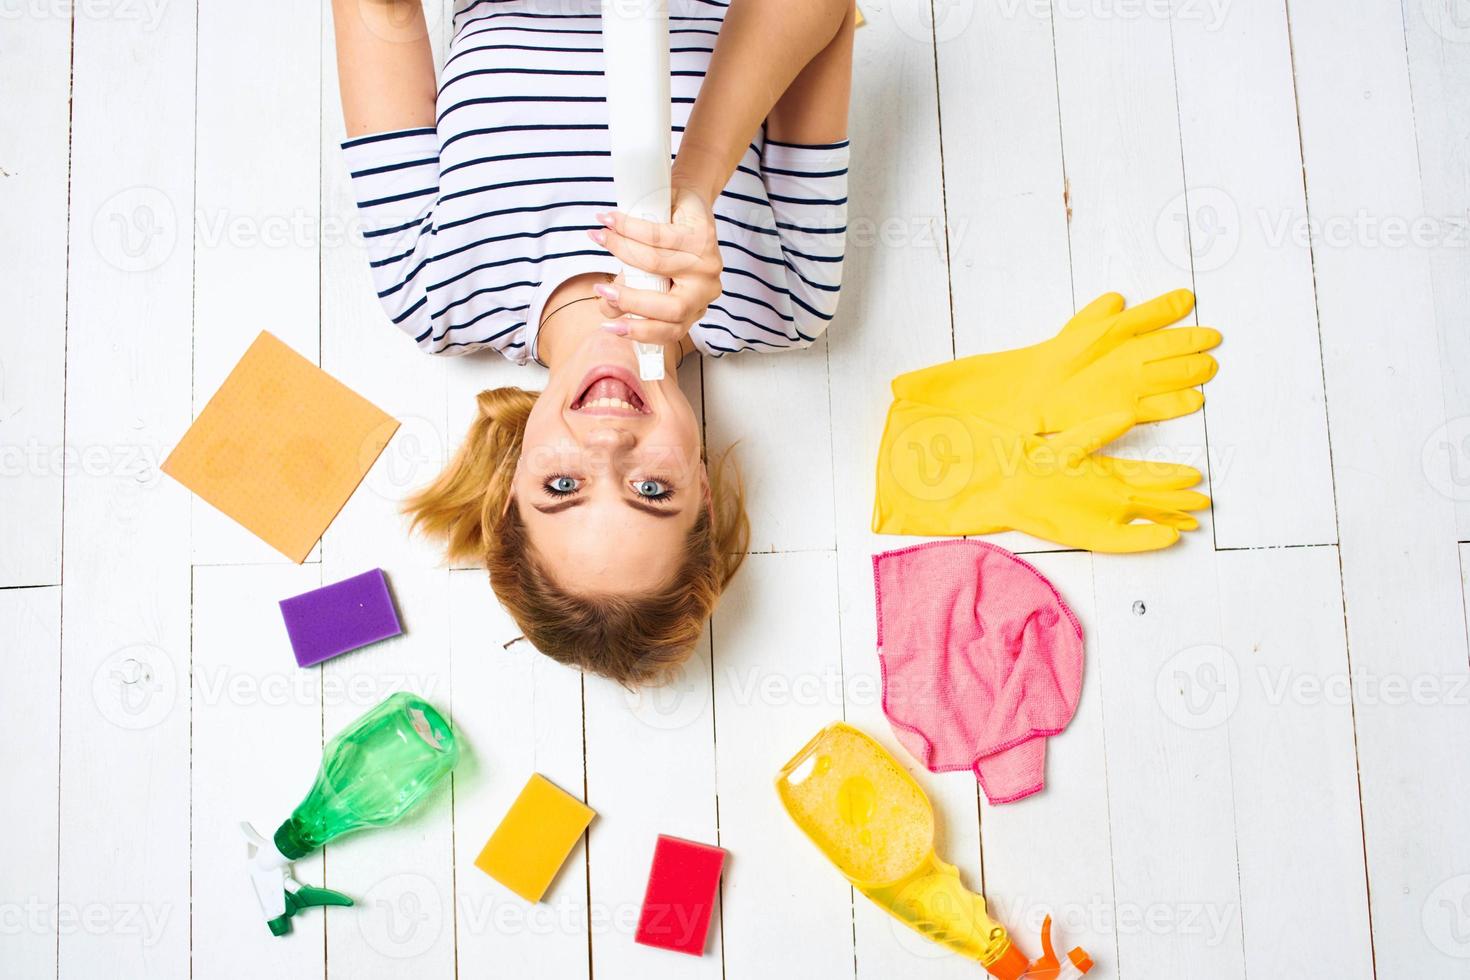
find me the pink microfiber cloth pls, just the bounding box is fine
[873,541,1084,804]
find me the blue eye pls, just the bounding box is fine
[632,479,673,501]
[544,475,580,497]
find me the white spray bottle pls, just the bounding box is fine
[601,0,672,381]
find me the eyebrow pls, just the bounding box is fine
[624,498,682,520]
[530,496,682,520]
[532,498,585,515]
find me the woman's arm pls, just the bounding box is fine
[331,0,438,138]
[672,0,855,201]
[590,0,857,348]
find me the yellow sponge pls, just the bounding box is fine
[475,774,595,903]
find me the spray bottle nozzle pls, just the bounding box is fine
[266,884,355,937]
[242,822,354,938]
[1025,915,1093,980]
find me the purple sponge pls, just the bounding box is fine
[279,568,402,667]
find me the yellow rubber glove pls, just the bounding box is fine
[892,290,1220,435]
[873,399,1210,552]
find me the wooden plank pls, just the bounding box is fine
[551,295,751,980]
[702,343,836,554]
[1050,5,1246,977]
[191,0,322,565]
[58,2,197,976]
[447,569,589,979]
[1169,0,1336,548]
[191,563,327,979]
[1216,546,1373,979]
[1287,1,1470,971]
[1405,3,1470,538]
[0,587,61,976]
[711,551,852,978]
[0,15,70,586]
[936,0,1075,558]
[978,553,1116,968]
[318,0,455,971]
[583,630,720,978]
[824,7,978,976]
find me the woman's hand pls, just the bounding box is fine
[588,186,723,346]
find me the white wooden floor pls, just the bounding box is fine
[5,1,1470,977]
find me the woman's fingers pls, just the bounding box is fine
[596,282,711,323]
[596,209,705,253]
[590,226,701,277]
[595,282,695,323]
[599,315,686,346]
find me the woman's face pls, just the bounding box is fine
[514,331,704,595]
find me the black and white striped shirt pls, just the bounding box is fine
[341,0,849,362]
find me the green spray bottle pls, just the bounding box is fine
[241,691,461,936]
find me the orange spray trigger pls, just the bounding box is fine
[1027,916,1062,980]
[1024,915,1092,979]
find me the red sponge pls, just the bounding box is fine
[634,835,726,956]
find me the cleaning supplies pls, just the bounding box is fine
[474,773,596,903]
[872,290,1219,552]
[635,834,727,955]
[874,401,1210,552]
[161,331,398,562]
[891,289,1219,434]
[242,691,460,936]
[601,0,671,381]
[776,722,1050,979]
[278,568,402,667]
[1027,915,1095,980]
[873,541,1084,804]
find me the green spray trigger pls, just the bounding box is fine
[280,885,354,927]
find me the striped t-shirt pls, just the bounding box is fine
[341,0,850,362]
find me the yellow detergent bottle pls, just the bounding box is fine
[776,722,1034,980]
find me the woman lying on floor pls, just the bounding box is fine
[331,0,855,682]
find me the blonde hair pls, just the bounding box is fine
[406,387,748,685]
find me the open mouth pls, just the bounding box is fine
[571,364,649,417]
